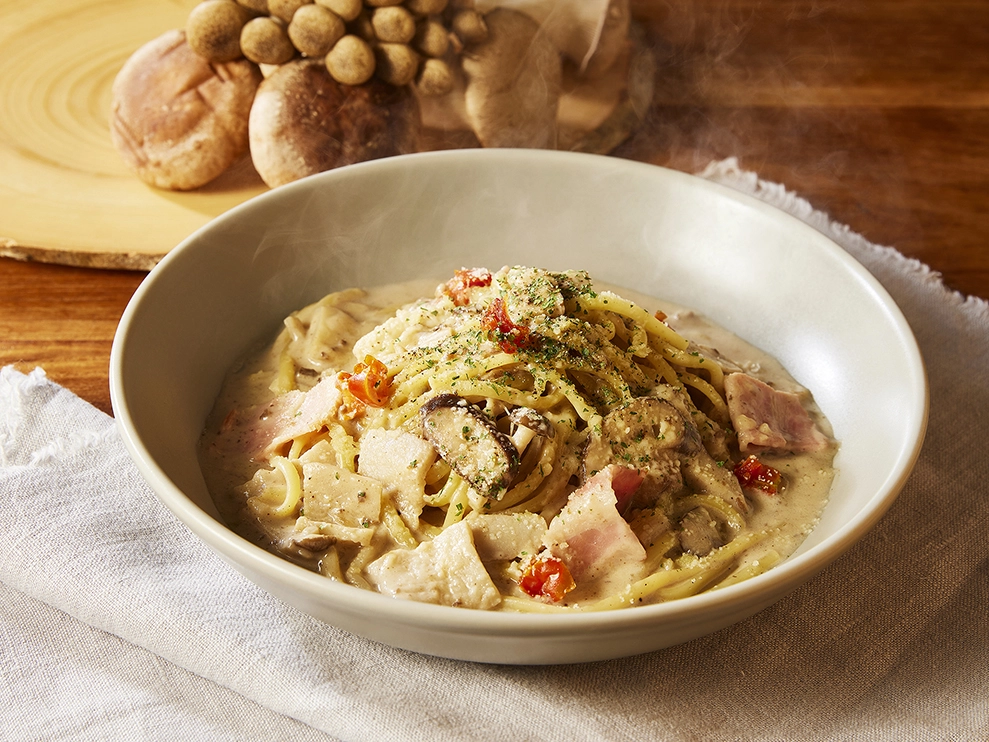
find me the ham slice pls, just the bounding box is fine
[543,465,646,599]
[210,376,344,462]
[725,373,830,453]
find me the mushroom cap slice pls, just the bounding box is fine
[420,393,520,500]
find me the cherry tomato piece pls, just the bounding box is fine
[482,297,532,353]
[342,355,393,407]
[733,454,782,495]
[441,268,492,306]
[519,554,575,602]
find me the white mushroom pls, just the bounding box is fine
[109,29,262,190]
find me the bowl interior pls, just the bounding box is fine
[111,150,927,662]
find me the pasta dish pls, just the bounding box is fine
[200,266,836,611]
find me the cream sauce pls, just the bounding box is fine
[199,273,837,607]
[200,280,434,543]
[624,287,837,567]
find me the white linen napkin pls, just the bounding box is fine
[2,159,988,742]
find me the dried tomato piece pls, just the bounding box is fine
[482,297,532,353]
[440,268,492,306]
[341,355,393,408]
[518,553,575,602]
[733,454,782,495]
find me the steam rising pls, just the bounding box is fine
[246,151,681,338]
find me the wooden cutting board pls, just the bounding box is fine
[0,0,653,271]
[0,0,264,270]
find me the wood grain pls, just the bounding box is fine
[622,0,989,298]
[1,0,987,414]
[0,260,144,414]
[0,0,650,268]
[0,0,269,268]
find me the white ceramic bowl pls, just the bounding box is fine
[110,150,928,664]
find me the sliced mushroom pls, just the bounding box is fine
[508,407,555,439]
[580,393,746,513]
[678,506,724,557]
[291,532,334,551]
[581,396,696,504]
[420,393,520,499]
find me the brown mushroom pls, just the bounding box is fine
[412,18,450,58]
[314,0,362,22]
[374,42,420,86]
[268,0,312,23]
[405,0,448,15]
[678,507,724,557]
[415,57,453,96]
[248,58,420,187]
[236,0,269,13]
[582,0,631,78]
[241,16,296,64]
[450,8,487,45]
[420,393,520,499]
[370,6,416,44]
[288,4,345,57]
[348,12,377,42]
[509,407,555,439]
[186,0,253,62]
[325,34,376,84]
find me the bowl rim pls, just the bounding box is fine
[110,149,929,636]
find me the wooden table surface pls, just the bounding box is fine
[2,0,987,416]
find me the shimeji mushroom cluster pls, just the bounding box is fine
[185,0,489,95]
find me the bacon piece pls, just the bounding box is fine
[439,267,492,306]
[208,376,344,461]
[543,465,647,599]
[725,373,830,453]
[610,466,644,515]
